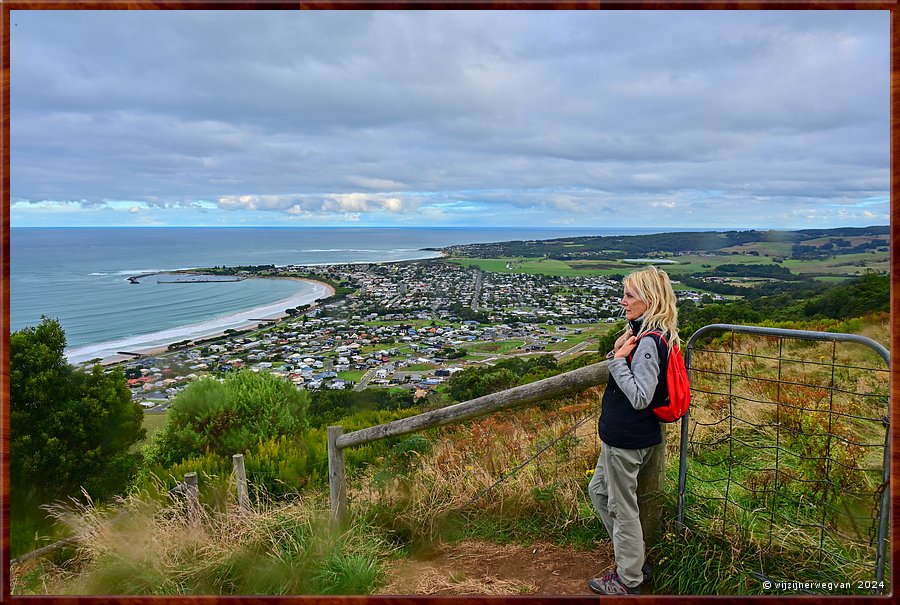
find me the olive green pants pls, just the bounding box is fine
[587,441,655,588]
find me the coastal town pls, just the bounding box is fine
[111,258,716,411]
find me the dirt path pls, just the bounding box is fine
[378,539,617,596]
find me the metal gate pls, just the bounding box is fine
[678,324,890,594]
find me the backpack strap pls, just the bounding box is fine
[626,329,670,365]
[642,329,668,346]
[630,329,668,351]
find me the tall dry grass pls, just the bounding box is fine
[12,477,395,595]
[353,389,606,550]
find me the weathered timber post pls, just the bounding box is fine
[184,472,200,522]
[327,426,347,526]
[637,423,667,547]
[232,454,250,510]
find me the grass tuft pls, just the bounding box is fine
[13,481,396,596]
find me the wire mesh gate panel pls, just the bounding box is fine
[678,324,890,594]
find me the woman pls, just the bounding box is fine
[587,265,680,595]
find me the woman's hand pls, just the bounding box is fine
[614,335,638,359]
[613,328,633,352]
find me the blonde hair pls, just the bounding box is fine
[623,265,680,349]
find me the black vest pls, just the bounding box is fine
[598,321,668,449]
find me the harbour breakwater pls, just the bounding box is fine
[129,273,247,284]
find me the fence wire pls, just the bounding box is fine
[679,325,890,594]
[346,388,607,541]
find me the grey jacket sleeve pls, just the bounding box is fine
[607,337,661,410]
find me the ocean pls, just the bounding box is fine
[10,226,661,363]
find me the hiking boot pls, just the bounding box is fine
[588,570,641,595]
[642,561,653,584]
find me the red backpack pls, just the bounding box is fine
[630,330,691,423]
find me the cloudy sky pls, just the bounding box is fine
[9,10,890,229]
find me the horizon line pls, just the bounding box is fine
[9,224,887,231]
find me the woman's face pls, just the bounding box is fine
[621,282,649,321]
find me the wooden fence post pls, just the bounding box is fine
[637,424,667,548]
[327,426,347,527]
[184,472,200,522]
[233,454,250,510]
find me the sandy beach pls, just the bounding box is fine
[67,277,336,366]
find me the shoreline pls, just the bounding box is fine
[68,277,336,367]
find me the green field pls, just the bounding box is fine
[405,363,439,371]
[548,326,609,350]
[452,254,791,278]
[647,255,786,275]
[781,252,889,276]
[337,370,367,383]
[545,339,578,352]
[670,281,740,299]
[459,340,526,355]
[133,411,168,450]
[719,241,795,257]
[449,250,888,282]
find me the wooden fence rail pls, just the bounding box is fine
[328,359,625,525]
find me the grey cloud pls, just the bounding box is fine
[9,10,889,228]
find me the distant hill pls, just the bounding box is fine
[442,226,889,261]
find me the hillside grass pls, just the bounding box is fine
[13,317,889,596]
[134,412,169,450]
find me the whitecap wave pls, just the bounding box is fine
[304,248,380,253]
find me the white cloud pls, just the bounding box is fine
[217,192,421,217]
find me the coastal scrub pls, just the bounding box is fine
[148,369,310,467]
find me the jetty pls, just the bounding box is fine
[128,272,246,284]
[157,277,245,283]
[127,273,155,284]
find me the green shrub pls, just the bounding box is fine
[150,370,309,467]
[139,406,422,498]
[448,355,558,401]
